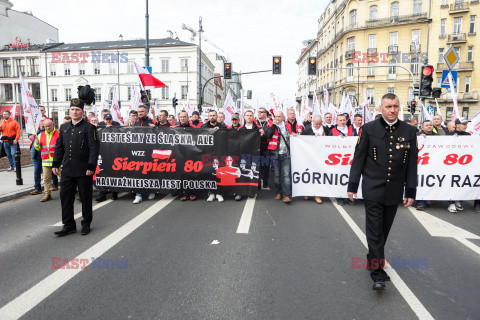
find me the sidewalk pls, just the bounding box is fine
[0,165,37,203]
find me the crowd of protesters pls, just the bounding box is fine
[1,102,478,214]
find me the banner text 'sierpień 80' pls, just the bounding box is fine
[291,136,480,201]
[95,127,260,196]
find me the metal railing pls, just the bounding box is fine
[367,48,377,56]
[388,45,398,54]
[450,1,470,11]
[447,33,467,42]
[345,50,354,59]
[410,43,421,52]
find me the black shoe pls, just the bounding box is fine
[373,280,386,290]
[112,193,118,200]
[54,227,76,237]
[81,226,91,235]
[95,195,107,202]
[385,275,391,281]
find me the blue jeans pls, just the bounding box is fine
[272,152,291,197]
[3,141,18,169]
[30,147,43,190]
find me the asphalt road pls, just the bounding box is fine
[0,188,479,319]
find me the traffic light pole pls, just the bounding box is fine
[199,69,272,112]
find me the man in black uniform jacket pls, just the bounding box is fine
[347,93,418,290]
[52,86,100,236]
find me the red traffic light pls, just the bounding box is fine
[274,58,280,64]
[225,64,230,69]
[411,101,416,106]
[422,65,434,76]
[310,58,316,64]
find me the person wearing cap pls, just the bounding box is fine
[453,117,470,135]
[230,114,242,130]
[52,86,100,237]
[189,111,203,128]
[98,111,121,128]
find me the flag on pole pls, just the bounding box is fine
[9,104,19,117]
[223,91,236,127]
[270,93,281,112]
[466,110,480,135]
[323,87,329,107]
[299,94,310,122]
[110,86,123,124]
[312,94,321,117]
[134,62,166,89]
[19,73,42,135]
[447,71,460,122]
[130,85,141,112]
[435,98,442,117]
[421,101,433,121]
[101,86,110,111]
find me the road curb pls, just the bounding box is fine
[0,188,35,204]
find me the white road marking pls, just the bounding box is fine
[52,192,128,226]
[211,240,220,245]
[408,206,480,256]
[330,198,434,320]
[236,195,256,234]
[0,197,175,320]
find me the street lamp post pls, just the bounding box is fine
[198,17,204,107]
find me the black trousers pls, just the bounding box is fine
[259,148,270,186]
[364,200,398,281]
[60,175,93,228]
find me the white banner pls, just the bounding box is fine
[291,136,480,200]
[19,73,42,135]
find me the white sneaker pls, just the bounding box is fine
[148,193,155,200]
[207,193,215,202]
[448,203,457,213]
[455,201,463,211]
[133,196,142,204]
[216,194,224,202]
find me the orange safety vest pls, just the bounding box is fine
[39,129,59,160]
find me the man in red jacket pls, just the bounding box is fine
[0,110,21,172]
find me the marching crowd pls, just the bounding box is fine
[1,99,479,213]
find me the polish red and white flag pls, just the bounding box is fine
[134,62,166,89]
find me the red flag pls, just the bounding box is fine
[134,62,166,88]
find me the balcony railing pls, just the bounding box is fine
[367,48,377,56]
[345,50,355,59]
[447,33,467,43]
[450,1,470,12]
[365,12,428,28]
[410,43,421,52]
[437,61,474,71]
[388,45,398,54]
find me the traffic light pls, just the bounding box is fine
[420,65,434,97]
[172,97,178,108]
[409,100,417,114]
[140,90,150,108]
[272,56,282,74]
[432,87,442,99]
[224,62,232,79]
[247,90,252,99]
[308,57,317,76]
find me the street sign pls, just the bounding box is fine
[441,70,457,89]
[443,45,460,70]
[427,105,434,115]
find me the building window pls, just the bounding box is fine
[181,85,188,99]
[387,87,395,94]
[127,86,132,100]
[29,58,39,76]
[462,107,469,119]
[94,63,101,75]
[446,107,453,120]
[349,9,357,27]
[442,0,448,6]
[181,59,189,72]
[347,63,354,81]
[413,0,422,15]
[411,57,419,74]
[390,32,398,46]
[470,16,476,34]
[161,86,169,100]
[5,84,13,100]
[412,29,421,45]
[15,59,24,76]
[161,59,170,73]
[440,19,446,37]
[439,48,445,62]
[79,63,85,75]
[467,46,473,61]
[368,34,377,49]
[51,89,58,102]
[50,64,56,76]
[454,17,462,34]
[2,60,11,77]
[369,5,377,21]
[368,62,375,76]
[347,37,355,51]
[367,89,374,105]
[94,88,102,102]
[127,61,135,74]
[465,76,471,92]
[64,64,70,76]
[31,83,40,100]
[65,88,72,101]
[109,63,117,74]
[391,2,399,18]
[388,60,397,79]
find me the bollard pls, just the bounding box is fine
[15,148,23,185]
